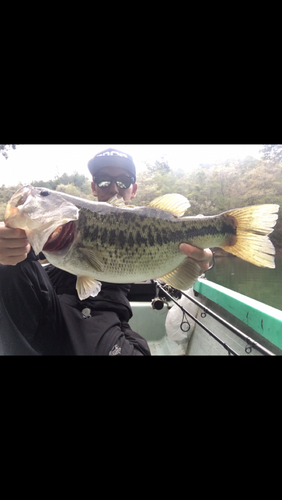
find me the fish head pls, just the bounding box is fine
[4,185,79,255]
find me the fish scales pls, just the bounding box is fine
[73,205,236,282]
[4,186,279,300]
[79,205,236,250]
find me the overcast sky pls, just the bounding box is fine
[0,144,264,187]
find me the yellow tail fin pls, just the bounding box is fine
[221,204,279,268]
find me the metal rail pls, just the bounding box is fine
[154,280,275,356]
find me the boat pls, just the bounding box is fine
[128,277,282,356]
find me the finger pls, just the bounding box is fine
[0,226,27,239]
[0,243,30,265]
[0,226,29,248]
[179,243,212,262]
[199,260,212,272]
[0,237,29,248]
[0,244,30,256]
[179,244,213,275]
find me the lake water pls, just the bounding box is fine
[206,254,282,311]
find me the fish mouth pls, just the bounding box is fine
[4,186,42,228]
[4,203,28,229]
[4,204,20,221]
[43,221,76,252]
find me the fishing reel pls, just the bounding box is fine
[151,297,166,310]
[151,280,167,311]
[151,281,182,311]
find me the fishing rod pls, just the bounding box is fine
[154,280,238,356]
[154,280,275,356]
[181,287,275,356]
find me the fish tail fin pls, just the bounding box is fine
[221,204,279,268]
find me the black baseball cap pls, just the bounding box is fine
[88,148,136,182]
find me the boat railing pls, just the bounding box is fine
[194,278,282,354]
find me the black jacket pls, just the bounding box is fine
[44,263,151,356]
[0,250,151,355]
[45,264,133,322]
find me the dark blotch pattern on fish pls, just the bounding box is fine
[183,221,236,239]
[136,230,148,246]
[101,228,108,245]
[109,229,116,245]
[128,232,134,248]
[148,227,155,246]
[118,230,127,247]
[156,233,163,246]
[77,208,237,253]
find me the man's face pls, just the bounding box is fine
[91,166,138,203]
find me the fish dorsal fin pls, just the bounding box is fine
[107,195,126,207]
[76,276,102,300]
[158,257,200,291]
[148,194,190,217]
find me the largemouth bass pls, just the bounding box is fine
[4,185,279,300]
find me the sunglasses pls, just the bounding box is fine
[95,174,134,189]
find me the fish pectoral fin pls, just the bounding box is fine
[76,276,102,300]
[148,194,190,217]
[78,247,105,272]
[158,257,200,291]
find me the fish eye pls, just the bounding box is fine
[40,190,50,197]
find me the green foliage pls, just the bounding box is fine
[260,144,282,164]
[30,171,92,196]
[0,202,6,221]
[145,158,171,175]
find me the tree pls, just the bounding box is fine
[56,184,82,196]
[0,144,16,159]
[146,158,171,175]
[0,202,6,221]
[260,144,282,164]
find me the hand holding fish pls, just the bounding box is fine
[0,222,30,266]
[179,244,213,274]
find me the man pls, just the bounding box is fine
[0,148,212,355]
